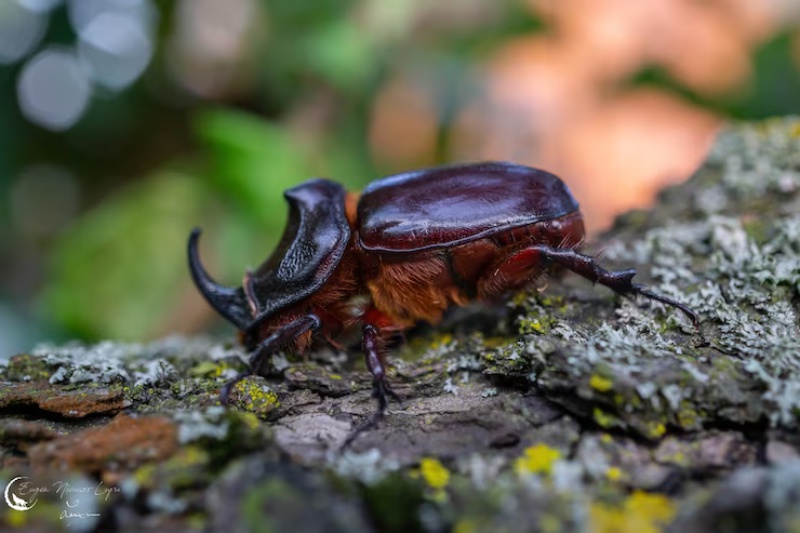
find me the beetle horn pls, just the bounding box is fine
[188,228,252,331]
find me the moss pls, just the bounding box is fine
[240,477,288,533]
[4,354,52,381]
[360,471,425,532]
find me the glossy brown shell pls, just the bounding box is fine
[356,161,581,252]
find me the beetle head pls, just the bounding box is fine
[188,228,253,331]
[188,179,351,338]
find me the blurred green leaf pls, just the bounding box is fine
[302,19,378,91]
[44,171,212,340]
[194,107,312,228]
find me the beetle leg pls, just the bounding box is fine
[535,246,697,327]
[342,322,401,448]
[481,245,698,327]
[220,314,321,405]
[363,324,402,409]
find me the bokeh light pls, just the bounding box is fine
[77,10,154,90]
[17,48,92,131]
[0,1,48,65]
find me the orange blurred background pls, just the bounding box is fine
[369,0,796,230]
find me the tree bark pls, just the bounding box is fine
[2,119,799,532]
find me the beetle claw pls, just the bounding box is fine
[341,379,401,449]
[632,284,699,329]
[342,410,383,449]
[372,378,402,410]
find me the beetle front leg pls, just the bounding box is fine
[220,314,321,405]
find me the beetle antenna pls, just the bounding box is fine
[188,228,253,331]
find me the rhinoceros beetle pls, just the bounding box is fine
[188,162,697,434]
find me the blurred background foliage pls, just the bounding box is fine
[1,0,799,354]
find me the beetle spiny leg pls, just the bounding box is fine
[341,323,403,449]
[533,245,699,329]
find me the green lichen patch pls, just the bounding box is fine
[2,353,53,382]
[497,120,800,440]
[205,458,375,533]
[284,363,361,397]
[173,406,273,470]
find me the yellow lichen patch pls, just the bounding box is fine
[453,518,477,533]
[430,333,454,350]
[511,291,529,306]
[419,457,450,490]
[677,408,699,429]
[237,411,261,430]
[590,374,613,392]
[539,513,563,533]
[646,422,667,439]
[518,317,548,335]
[593,408,618,429]
[233,379,281,416]
[514,444,562,476]
[606,466,623,481]
[170,445,209,468]
[589,491,676,533]
[7,508,27,527]
[132,462,157,488]
[190,361,234,379]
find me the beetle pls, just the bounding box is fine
[188,161,697,431]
